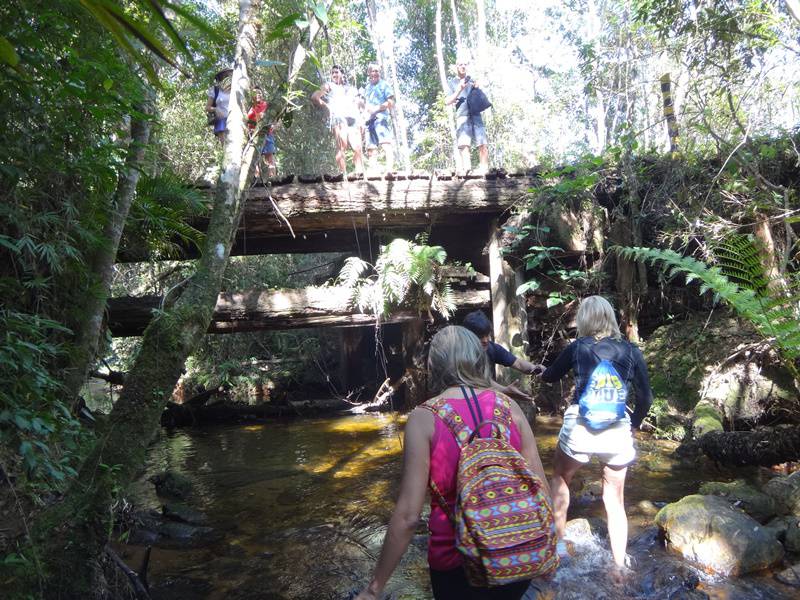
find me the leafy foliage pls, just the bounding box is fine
[339,238,455,319]
[0,312,85,485]
[614,245,800,387]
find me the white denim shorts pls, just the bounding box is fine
[558,404,636,467]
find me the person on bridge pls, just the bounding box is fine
[462,310,541,406]
[360,63,395,174]
[353,326,551,600]
[444,56,489,174]
[205,67,233,143]
[532,295,653,573]
[312,64,364,176]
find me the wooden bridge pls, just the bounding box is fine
[110,171,536,394]
[117,172,538,261]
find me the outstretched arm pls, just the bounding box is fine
[355,408,433,600]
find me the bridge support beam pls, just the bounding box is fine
[488,219,533,404]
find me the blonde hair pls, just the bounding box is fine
[576,295,622,340]
[427,326,492,395]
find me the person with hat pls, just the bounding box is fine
[205,67,233,143]
[444,56,489,174]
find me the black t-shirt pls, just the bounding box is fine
[486,341,517,368]
[541,336,653,428]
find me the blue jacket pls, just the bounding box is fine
[542,336,653,428]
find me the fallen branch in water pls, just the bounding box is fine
[105,545,151,600]
[699,424,800,467]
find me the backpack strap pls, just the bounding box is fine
[213,84,220,107]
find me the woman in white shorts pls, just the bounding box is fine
[534,296,653,570]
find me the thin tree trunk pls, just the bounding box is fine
[475,0,488,71]
[786,0,800,25]
[435,0,460,169]
[449,0,463,51]
[62,93,155,407]
[35,2,261,596]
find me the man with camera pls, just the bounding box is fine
[445,56,489,174]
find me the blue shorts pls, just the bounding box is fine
[455,114,487,147]
[365,119,392,149]
[261,134,276,155]
[213,117,227,135]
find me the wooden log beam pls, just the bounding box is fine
[116,177,533,262]
[107,286,490,337]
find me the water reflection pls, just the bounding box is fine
[123,415,794,600]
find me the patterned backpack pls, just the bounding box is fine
[421,386,559,587]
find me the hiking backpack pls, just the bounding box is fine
[466,86,492,116]
[421,387,559,587]
[576,340,633,430]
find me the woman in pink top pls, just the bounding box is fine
[355,326,551,600]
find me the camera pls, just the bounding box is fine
[464,75,471,83]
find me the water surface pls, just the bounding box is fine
[121,414,795,599]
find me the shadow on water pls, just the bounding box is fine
[120,415,796,600]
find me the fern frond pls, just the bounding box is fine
[613,245,800,385]
[338,257,370,289]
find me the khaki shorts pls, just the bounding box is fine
[558,404,636,467]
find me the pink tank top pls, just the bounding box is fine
[426,389,522,571]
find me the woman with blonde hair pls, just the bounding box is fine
[535,295,652,571]
[354,325,551,600]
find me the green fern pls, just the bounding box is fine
[613,246,800,388]
[712,234,769,296]
[338,238,455,320]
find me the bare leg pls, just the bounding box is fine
[366,148,379,173]
[602,464,628,568]
[265,153,276,177]
[382,142,394,172]
[477,144,489,172]
[348,126,364,174]
[332,125,347,173]
[459,145,471,173]
[549,445,583,541]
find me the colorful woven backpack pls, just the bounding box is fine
[421,386,559,587]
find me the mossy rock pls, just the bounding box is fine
[655,494,784,575]
[643,313,794,420]
[692,400,723,437]
[698,479,777,523]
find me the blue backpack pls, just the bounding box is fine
[576,341,633,430]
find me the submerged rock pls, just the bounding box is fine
[655,494,784,575]
[697,479,776,523]
[775,563,800,587]
[162,503,209,526]
[150,471,194,500]
[564,517,608,541]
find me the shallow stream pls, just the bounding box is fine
[121,414,796,599]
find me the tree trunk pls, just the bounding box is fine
[475,0,488,74]
[34,2,261,596]
[449,0,463,51]
[786,0,800,25]
[435,0,460,169]
[62,93,155,407]
[699,425,800,467]
[106,286,490,336]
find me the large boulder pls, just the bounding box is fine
[698,479,777,523]
[655,494,784,576]
[643,315,794,422]
[764,471,800,516]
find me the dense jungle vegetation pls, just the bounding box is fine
[1,0,799,597]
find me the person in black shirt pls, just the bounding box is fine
[532,295,652,572]
[462,311,541,404]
